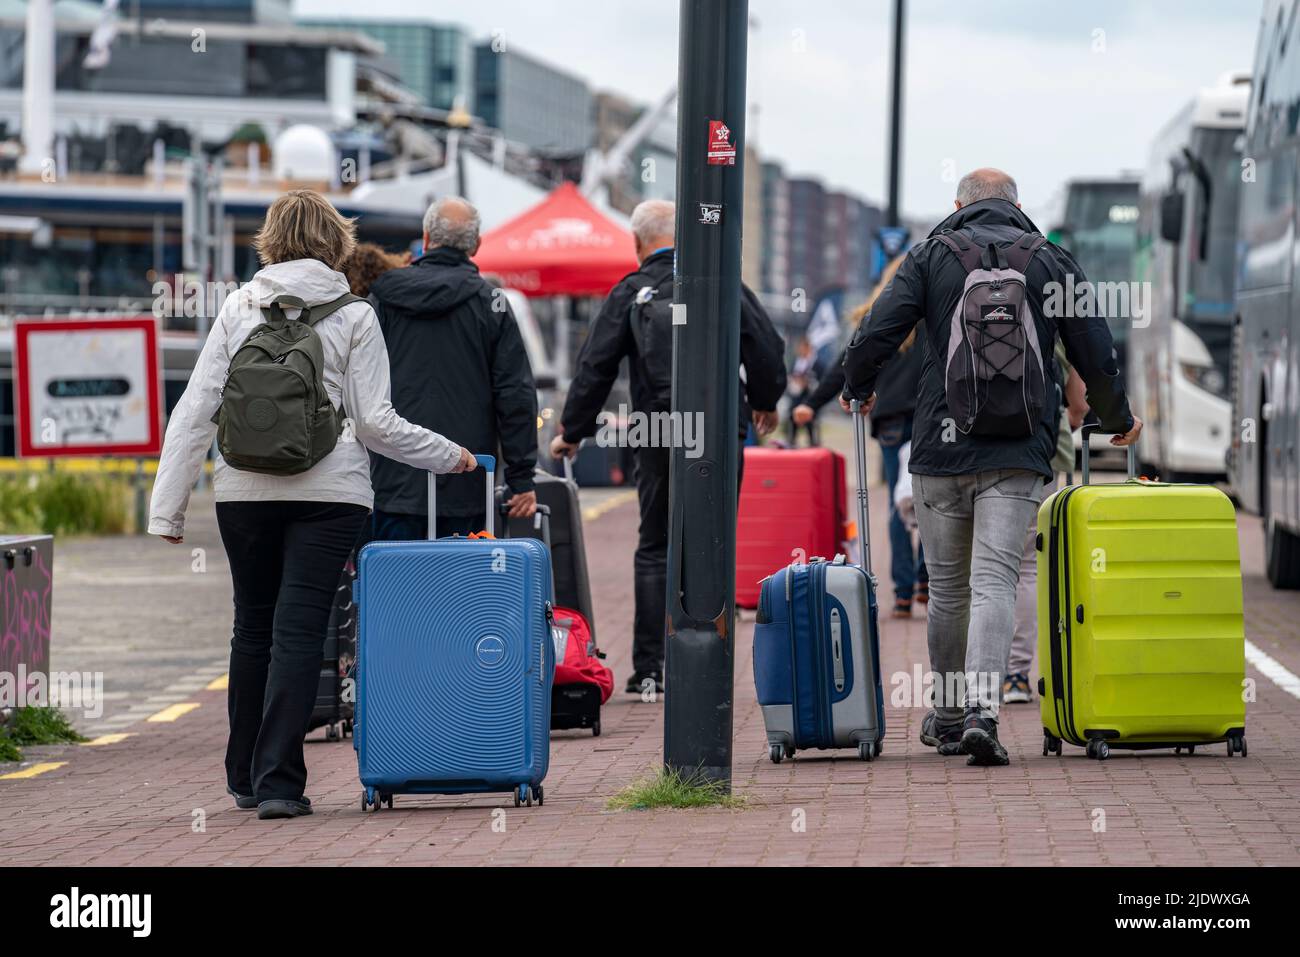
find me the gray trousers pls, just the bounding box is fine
[913,469,1047,722]
[1008,477,1059,677]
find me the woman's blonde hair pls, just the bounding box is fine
[252,189,358,269]
[848,252,916,352]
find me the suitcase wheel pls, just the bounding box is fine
[532,785,544,807]
[857,741,877,762]
[592,720,601,737]
[515,784,531,807]
[1042,734,1061,757]
[343,719,353,738]
[1085,739,1110,761]
[769,744,783,764]
[1228,734,1247,757]
[325,724,340,743]
[362,787,376,812]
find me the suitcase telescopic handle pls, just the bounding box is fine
[849,399,873,578]
[1079,422,1136,485]
[426,453,497,540]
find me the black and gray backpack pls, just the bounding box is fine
[628,272,675,413]
[214,292,363,475]
[934,228,1048,438]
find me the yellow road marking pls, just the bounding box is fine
[0,762,67,780]
[146,702,200,723]
[82,733,135,746]
[206,674,229,691]
[581,489,638,523]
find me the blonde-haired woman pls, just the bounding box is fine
[150,189,474,819]
[792,254,928,617]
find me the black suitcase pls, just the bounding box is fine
[308,551,356,742]
[550,681,602,736]
[505,465,596,643]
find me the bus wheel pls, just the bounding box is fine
[1265,514,1300,589]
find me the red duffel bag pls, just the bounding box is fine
[552,606,613,704]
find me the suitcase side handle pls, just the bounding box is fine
[849,399,873,578]
[1080,422,1136,485]
[426,454,498,540]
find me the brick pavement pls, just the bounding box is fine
[2,454,1298,866]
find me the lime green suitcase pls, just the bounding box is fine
[1037,435,1247,760]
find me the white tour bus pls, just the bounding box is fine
[1231,0,1300,587]
[1128,71,1250,480]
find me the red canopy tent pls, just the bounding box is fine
[473,182,638,297]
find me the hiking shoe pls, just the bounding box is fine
[961,711,1010,766]
[625,671,664,695]
[257,798,314,820]
[892,599,913,619]
[919,710,963,755]
[1002,672,1032,704]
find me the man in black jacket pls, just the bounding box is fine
[842,168,1141,766]
[368,197,537,540]
[551,199,787,694]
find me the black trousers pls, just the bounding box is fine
[631,443,745,677]
[216,500,369,801]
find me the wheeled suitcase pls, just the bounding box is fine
[505,460,596,642]
[1038,426,1247,760]
[736,446,847,608]
[308,551,356,742]
[501,498,609,736]
[752,403,885,762]
[355,455,555,809]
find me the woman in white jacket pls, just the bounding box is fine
[149,190,474,820]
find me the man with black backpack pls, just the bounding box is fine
[551,199,787,695]
[842,168,1141,766]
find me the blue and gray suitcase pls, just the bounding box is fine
[753,404,885,762]
[354,455,555,810]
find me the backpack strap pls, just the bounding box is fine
[261,292,364,326]
[934,229,985,273]
[1001,232,1047,273]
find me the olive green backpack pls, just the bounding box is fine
[213,292,363,475]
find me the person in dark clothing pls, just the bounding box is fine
[551,199,787,694]
[785,337,826,447]
[368,197,538,538]
[796,257,929,617]
[840,168,1141,767]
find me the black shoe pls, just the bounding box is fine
[257,797,314,819]
[625,671,665,695]
[226,786,257,810]
[961,710,1010,766]
[919,710,963,755]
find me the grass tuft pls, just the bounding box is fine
[607,767,746,811]
[0,734,20,763]
[5,706,87,746]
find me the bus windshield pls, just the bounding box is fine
[1061,182,1140,341]
[1182,126,1242,324]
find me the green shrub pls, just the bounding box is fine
[0,472,132,536]
[0,735,20,763]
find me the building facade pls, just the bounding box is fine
[474,45,591,154]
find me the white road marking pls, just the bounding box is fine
[1245,639,1300,700]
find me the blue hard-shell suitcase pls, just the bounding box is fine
[354,455,555,809]
[753,404,885,762]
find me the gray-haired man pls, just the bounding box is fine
[368,196,538,541]
[842,168,1141,765]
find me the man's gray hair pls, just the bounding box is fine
[955,168,1019,205]
[630,199,675,246]
[423,196,481,253]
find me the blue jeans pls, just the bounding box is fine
[877,417,927,602]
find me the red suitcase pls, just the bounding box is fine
[735,446,847,608]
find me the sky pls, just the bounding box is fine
[296,0,1264,223]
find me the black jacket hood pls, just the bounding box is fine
[928,197,1041,238]
[371,246,488,316]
